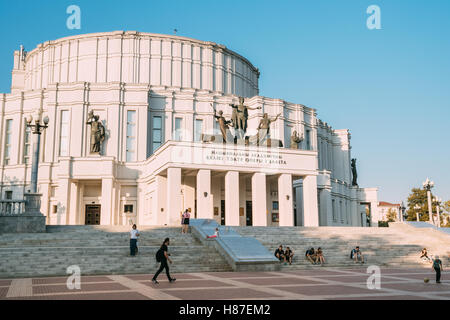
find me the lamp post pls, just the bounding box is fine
[422,178,434,224]
[414,204,421,222]
[433,197,442,228]
[24,111,49,219]
[399,201,406,222]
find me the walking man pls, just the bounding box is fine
[432,255,443,284]
[130,224,140,256]
[152,238,176,284]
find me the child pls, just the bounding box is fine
[206,227,219,239]
[432,255,443,284]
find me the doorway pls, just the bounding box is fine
[246,201,253,226]
[85,205,101,225]
[221,200,225,225]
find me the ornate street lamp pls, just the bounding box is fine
[414,204,421,222]
[399,201,406,222]
[422,178,434,224]
[26,112,49,193]
[433,197,442,228]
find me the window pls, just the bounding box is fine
[152,116,162,153]
[126,111,136,162]
[306,129,311,150]
[23,121,31,164]
[124,204,134,213]
[52,205,58,214]
[3,119,12,165]
[59,111,69,156]
[174,118,182,141]
[194,119,203,142]
[5,191,12,200]
[272,201,279,211]
[332,199,336,222]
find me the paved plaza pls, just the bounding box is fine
[1,267,449,300]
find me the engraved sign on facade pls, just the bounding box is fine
[205,150,287,166]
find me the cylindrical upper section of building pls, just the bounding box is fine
[20,31,260,96]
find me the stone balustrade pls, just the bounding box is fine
[0,200,26,215]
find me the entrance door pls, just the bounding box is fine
[246,201,252,226]
[221,200,225,225]
[85,205,101,225]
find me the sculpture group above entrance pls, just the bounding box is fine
[206,98,283,148]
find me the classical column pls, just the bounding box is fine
[155,175,167,226]
[252,172,267,226]
[302,175,319,226]
[320,187,333,226]
[278,174,294,226]
[167,167,182,226]
[225,171,240,226]
[68,181,79,225]
[100,178,114,225]
[349,187,359,226]
[196,170,212,219]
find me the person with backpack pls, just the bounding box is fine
[152,238,176,284]
[432,255,443,284]
[129,224,140,256]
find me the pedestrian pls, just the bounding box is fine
[182,209,191,234]
[152,238,176,284]
[129,224,140,256]
[432,255,443,284]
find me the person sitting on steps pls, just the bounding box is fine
[316,247,325,266]
[305,247,317,265]
[351,246,364,263]
[285,247,294,265]
[274,245,286,263]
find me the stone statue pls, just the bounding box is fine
[86,111,105,154]
[257,113,281,146]
[212,105,232,143]
[229,97,261,139]
[351,158,358,186]
[290,130,304,149]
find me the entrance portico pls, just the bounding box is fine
[140,141,320,227]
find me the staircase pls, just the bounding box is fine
[234,223,450,270]
[0,225,232,278]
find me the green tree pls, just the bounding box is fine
[406,188,428,221]
[386,208,397,222]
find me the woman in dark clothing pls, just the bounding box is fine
[152,238,176,284]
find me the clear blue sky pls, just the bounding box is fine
[1,0,449,206]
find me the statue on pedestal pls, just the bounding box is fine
[257,113,281,146]
[351,158,358,186]
[229,97,261,140]
[290,130,304,149]
[212,104,232,143]
[86,110,105,154]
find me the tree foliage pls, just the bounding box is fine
[405,187,444,223]
[386,208,397,222]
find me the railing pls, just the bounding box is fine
[0,200,26,215]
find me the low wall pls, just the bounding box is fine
[0,215,46,233]
[190,219,279,272]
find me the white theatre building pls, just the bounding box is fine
[0,31,379,227]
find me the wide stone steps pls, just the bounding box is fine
[0,226,233,278]
[234,225,449,270]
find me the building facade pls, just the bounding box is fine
[0,31,378,227]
